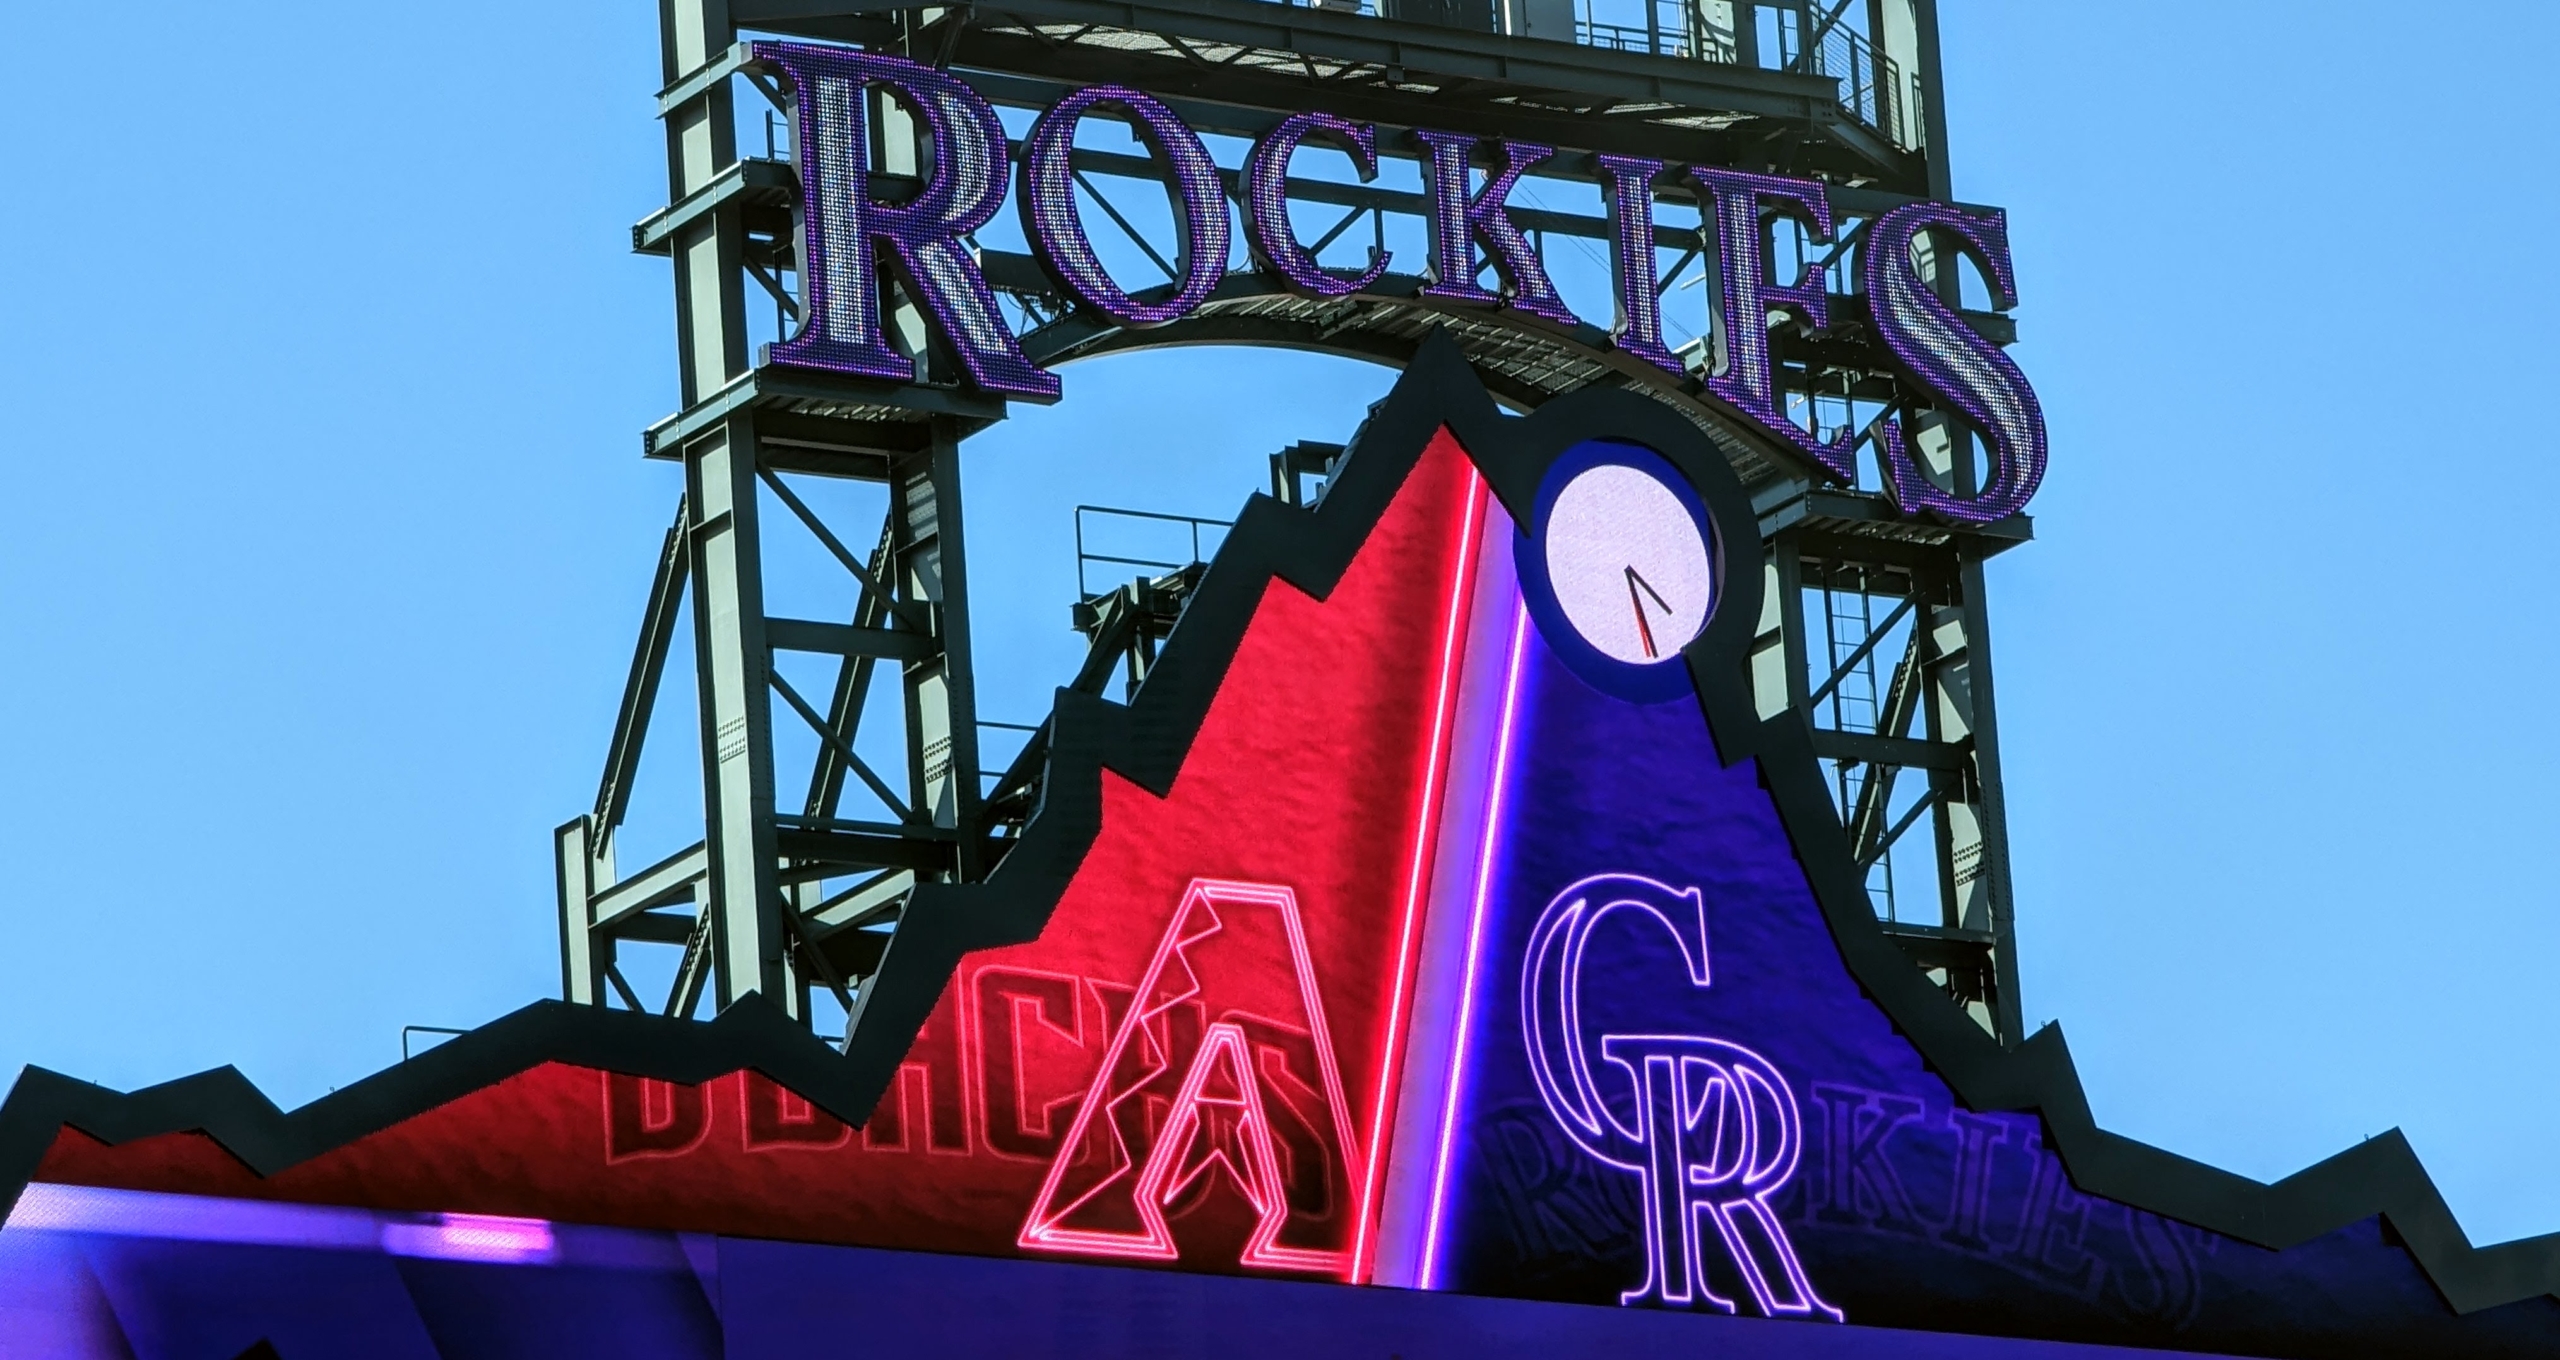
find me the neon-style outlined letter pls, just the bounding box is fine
[1521,873,1841,1321]
[1018,879,1363,1274]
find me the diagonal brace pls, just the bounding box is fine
[1809,594,1917,710]
[771,669,914,823]
[758,468,928,631]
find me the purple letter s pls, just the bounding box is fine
[1863,203,2045,524]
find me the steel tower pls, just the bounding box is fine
[559,0,2032,1052]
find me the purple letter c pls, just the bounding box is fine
[1243,112,1391,298]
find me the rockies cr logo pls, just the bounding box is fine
[1521,873,1841,1320]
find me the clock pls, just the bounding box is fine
[1515,441,1723,703]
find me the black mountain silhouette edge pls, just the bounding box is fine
[0,333,2550,1320]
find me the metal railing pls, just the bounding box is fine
[1577,16,1740,63]
[401,1025,467,1061]
[1250,0,1921,153]
[1576,0,1738,63]
[756,2,1918,157]
[1073,505,1233,599]
[1779,9,1911,149]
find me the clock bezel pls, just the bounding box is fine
[1513,439,1726,704]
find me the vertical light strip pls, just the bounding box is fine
[1350,470,1484,1285]
[1417,599,1533,1290]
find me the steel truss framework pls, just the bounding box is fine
[15,350,2560,1337]
[563,0,2027,1051]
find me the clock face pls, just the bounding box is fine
[1515,442,1723,703]
[1542,463,1716,666]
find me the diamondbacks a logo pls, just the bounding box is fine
[1018,879,1362,1274]
[1521,873,1840,1320]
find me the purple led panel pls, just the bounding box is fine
[1395,554,2547,1353]
[1019,85,1231,329]
[1244,112,1393,298]
[1595,156,1685,376]
[1687,168,1857,482]
[1415,132,1579,329]
[5,1179,2460,1357]
[1519,872,1841,1321]
[1862,203,2047,525]
[1,1183,719,1357]
[751,42,1059,401]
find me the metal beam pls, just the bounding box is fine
[642,367,1006,461]
[617,911,702,947]
[766,618,940,661]
[593,500,689,834]
[1856,785,1940,872]
[806,508,902,821]
[922,33,1906,184]
[686,411,789,1009]
[554,818,603,1006]
[632,158,796,256]
[1843,618,1928,861]
[737,0,1864,118]
[757,469,926,629]
[804,869,914,935]
[590,843,712,930]
[895,422,989,871]
[1807,594,1917,708]
[1791,0,1861,72]
[775,827,959,875]
[770,669,912,822]
[1808,727,1966,772]
[1942,555,2025,1038]
[579,0,2020,1067]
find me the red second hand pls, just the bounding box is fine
[1626,569,1659,659]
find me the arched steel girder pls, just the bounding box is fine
[1009,270,1811,493]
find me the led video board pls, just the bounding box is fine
[4,346,2552,1357]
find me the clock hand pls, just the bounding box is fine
[1625,567,1660,660]
[1626,565,1674,614]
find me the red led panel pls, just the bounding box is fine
[30,431,1488,1280]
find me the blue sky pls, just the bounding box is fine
[3,0,2554,1247]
